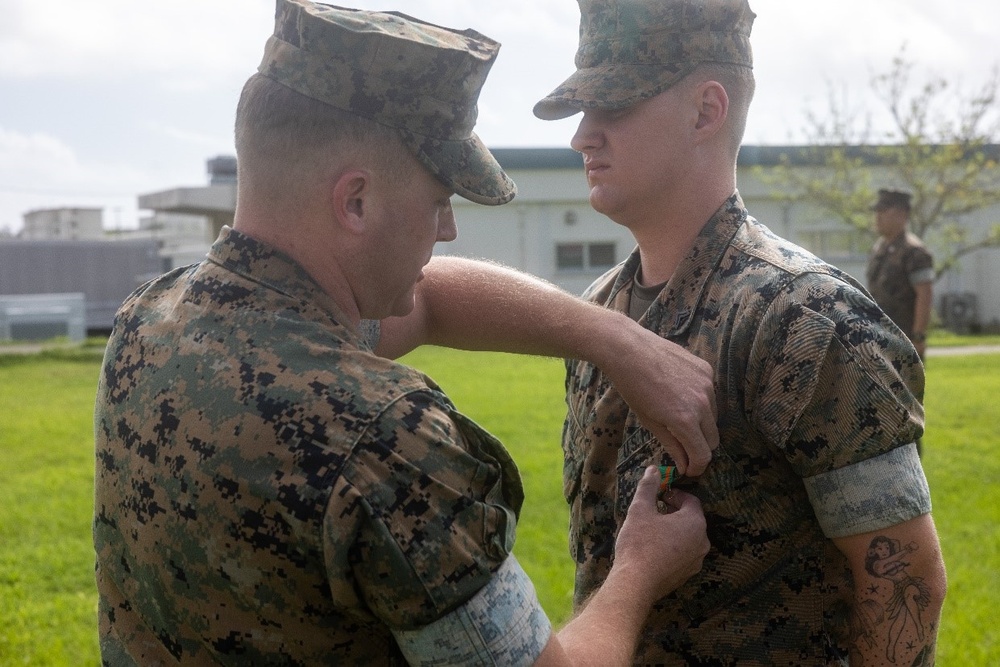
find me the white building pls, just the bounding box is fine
[124,212,216,270]
[20,207,105,241]
[137,148,1000,331]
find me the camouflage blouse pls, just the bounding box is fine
[866,230,934,339]
[94,227,523,665]
[563,194,930,665]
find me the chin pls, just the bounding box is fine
[589,190,625,220]
[387,294,417,319]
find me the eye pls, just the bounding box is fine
[605,107,633,122]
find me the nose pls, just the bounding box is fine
[570,111,604,154]
[437,203,457,243]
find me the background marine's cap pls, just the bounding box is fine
[872,188,913,211]
[258,0,515,206]
[534,0,755,120]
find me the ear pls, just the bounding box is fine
[693,80,729,138]
[331,169,372,235]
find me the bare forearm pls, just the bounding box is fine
[413,256,634,364]
[380,256,718,475]
[911,282,932,357]
[848,583,944,665]
[837,517,947,665]
[913,282,932,335]
[552,567,653,666]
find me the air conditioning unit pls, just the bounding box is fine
[0,293,86,342]
[940,292,978,334]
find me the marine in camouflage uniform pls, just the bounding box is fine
[93,2,546,663]
[94,227,545,664]
[532,0,945,663]
[866,189,935,344]
[560,195,929,663]
[866,188,933,456]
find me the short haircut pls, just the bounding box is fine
[691,63,756,154]
[234,73,411,197]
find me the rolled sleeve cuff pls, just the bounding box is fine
[804,443,931,538]
[910,267,935,285]
[392,555,552,666]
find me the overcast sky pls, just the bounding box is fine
[2,0,999,234]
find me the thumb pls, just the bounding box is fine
[645,425,689,476]
[628,465,660,510]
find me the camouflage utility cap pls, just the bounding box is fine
[259,0,515,205]
[534,0,755,120]
[872,188,913,211]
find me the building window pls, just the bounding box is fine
[588,242,616,268]
[556,243,584,270]
[556,242,616,271]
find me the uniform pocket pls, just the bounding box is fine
[670,446,810,620]
[611,423,810,620]
[614,427,658,523]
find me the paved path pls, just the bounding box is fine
[925,345,1000,357]
[0,342,98,356]
[1,343,50,355]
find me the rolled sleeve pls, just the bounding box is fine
[909,266,935,285]
[804,443,931,538]
[392,555,552,666]
[325,389,524,630]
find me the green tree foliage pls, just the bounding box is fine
[758,48,1000,278]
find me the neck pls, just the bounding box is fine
[882,226,907,242]
[628,172,736,285]
[233,198,362,327]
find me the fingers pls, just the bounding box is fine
[701,401,720,453]
[665,490,710,562]
[663,489,702,514]
[629,467,705,516]
[690,357,720,473]
[645,423,714,478]
[628,465,661,512]
[618,470,709,594]
[686,422,715,476]
[650,428,689,476]
[687,383,719,475]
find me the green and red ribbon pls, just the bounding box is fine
[658,465,677,497]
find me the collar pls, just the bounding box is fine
[874,229,911,255]
[610,192,748,337]
[206,226,356,333]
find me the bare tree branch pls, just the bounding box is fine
[756,46,1000,282]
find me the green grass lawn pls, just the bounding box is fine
[0,343,997,665]
[0,347,106,665]
[920,353,1000,664]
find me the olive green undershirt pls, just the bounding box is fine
[628,268,668,322]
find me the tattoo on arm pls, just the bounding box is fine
[849,535,936,665]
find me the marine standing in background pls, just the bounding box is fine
[867,188,935,359]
